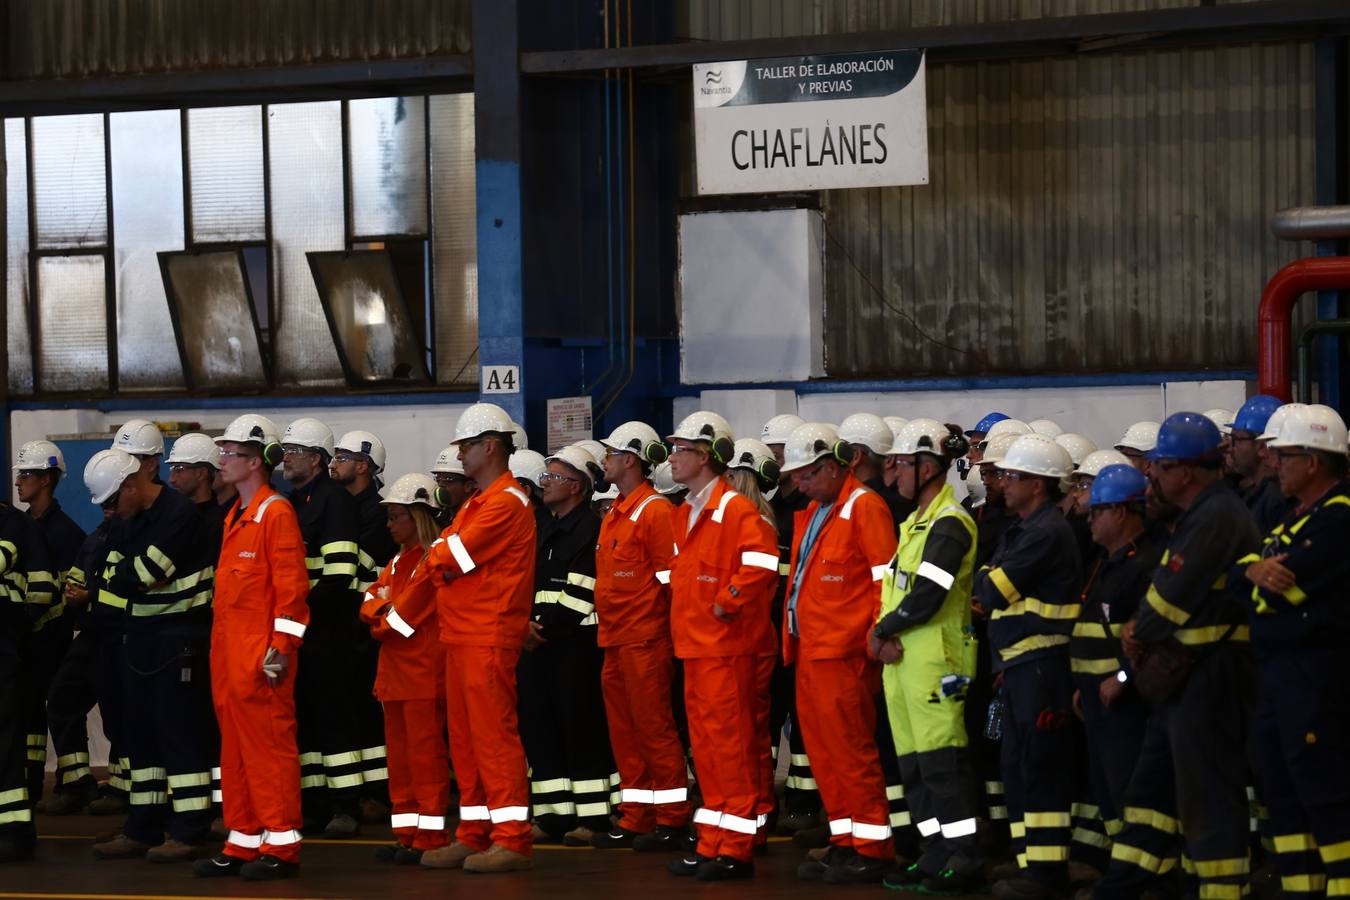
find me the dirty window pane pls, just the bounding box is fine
[6,120,32,394]
[110,109,186,390]
[267,101,345,387]
[30,113,107,249]
[35,254,108,393]
[161,251,267,391]
[348,97,428,238]
[187,106,265,244]
[429,93,477,386]
[308,250,430,385]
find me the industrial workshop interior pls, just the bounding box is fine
[3,1,1350,899]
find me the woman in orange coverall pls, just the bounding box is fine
[358,474,449,865]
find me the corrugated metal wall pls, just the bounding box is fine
[822,43,1315,377]
[679,2,1316,377]
[681,0,1264,39]
[3,0,471,79]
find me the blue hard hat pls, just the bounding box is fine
[1146,412,1222,462]
[966,412,1010,437]
[1089,464,1148,507]
[1229,395,1282,435]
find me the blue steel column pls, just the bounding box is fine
[473,0,526,425]
[1314,38,1346,410]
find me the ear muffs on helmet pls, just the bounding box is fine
[832,440,854,466]
[710,436,735,466]
[755,458,781,493]
[942,427,971,461]
[434,486,450,508]
[645,440,670,465]
[262,441,284,467]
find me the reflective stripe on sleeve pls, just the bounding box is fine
[741,551,779,571]
[385,609,415,638]
[447,534,476,574]
[274,617,306,638]
[917,560,956,590]
[870,564,889,582]
[654,569,671,584]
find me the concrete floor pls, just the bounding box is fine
[4,812,996,899]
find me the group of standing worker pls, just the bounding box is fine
[0,394,1346,900]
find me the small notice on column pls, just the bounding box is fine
[547,396,593,454]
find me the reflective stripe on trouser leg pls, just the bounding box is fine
[1071,800,1112,869]
[167,770,214,813]
[986,780,1009,821]
[298,751,325,791]
[383,699,451,852]
[56,752,92,787]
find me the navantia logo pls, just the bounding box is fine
[705,70,722,85]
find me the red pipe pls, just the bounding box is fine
[1258,256,1350,401]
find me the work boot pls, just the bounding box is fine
[668,853,712,877]
[240,853,299,881]
[87,793,128,816]
[373,842,402,862]
[590,827,639,849]
[191,853,245,878]
[796,844,844,881]
[822,849,890,885]
[696,855,755,881]
[775,810,819,836]
[882,862,931,891]
[562,825,595,847]
[36,789,94,815]
[463,844,533,873]
[91,834,152,860]
[633,825,686,853]
[145,839,208,863]
[921,868,990,896]
[421,841,477,870]
[393,846,423,865]
[993,875,1061,900]
[323,813,360,837]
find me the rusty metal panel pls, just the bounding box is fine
[4,0,471,80]
[681,0,1266,39]
[817,41,1315,378]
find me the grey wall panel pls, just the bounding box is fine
[5,0,471,80]
[809,42,1315,378]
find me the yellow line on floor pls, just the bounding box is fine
[0,894,337,900]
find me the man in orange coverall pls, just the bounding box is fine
[589,421,689,852]
[777,422,897,885]
[358,473,448,865]
[193,415,310,882]
[421,403,537,875]
[664,411,780,882]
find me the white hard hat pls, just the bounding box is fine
[1268,404,1349,455]
[1072,449,1133,479]
[166,433,220,469]
[984,419,1032,444]
[431,446,465,476]
[781,422,844,474]
[1115,421,1161,453]
[509,449,547,487]
[84,449,139,505]
[545,445,598,488]
[1053,433,1098,468]
[883,416,909,443]
[976,432,1021,467]
[1029,419,1064,438]
[216,414,281,449]
[838,412,893,456]
[964,465,986,508]
[1258,403,1308,442]
[14,440,66,474]
[282,417,335,457]
[574,440,607,467]
[666,410,739,450]
[451,402,515,445]
[999,433,1073,480]
[1202,409,1235,437]
[113,419,164,456]
[730,438,778,480]
[381,472,440,508]
[652,460,684,496]
[335,430,386,473]
[601,421,669,465]
[761,413,805,446]
[508,420,529,453]
[891,418,950,457]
